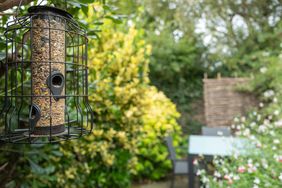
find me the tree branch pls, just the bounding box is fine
[0,0,33,12]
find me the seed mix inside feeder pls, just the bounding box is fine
[31,6,66,135]
[0,6,94,143]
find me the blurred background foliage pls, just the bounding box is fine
[0,0,282,187]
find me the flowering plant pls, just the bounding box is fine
[196,50,282,188]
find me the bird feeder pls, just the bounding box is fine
[0,6,94,143]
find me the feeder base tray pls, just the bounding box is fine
[32,124,65,135]
[23,129,68,138]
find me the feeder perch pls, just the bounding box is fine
[0,6,94,143]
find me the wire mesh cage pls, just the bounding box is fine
[0,6,94,143]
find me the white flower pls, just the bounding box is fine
[275,120,282,127]
[243,128,250,136]
[258,125,267,133]
[168,2,177,9]
[273,97,278,103]
[234,117,239,122]
[241,116,246,122]
[214,171,221,178]
[274,110,280,115]
[254,177,260,184]
[250,122,256,128]
[273,139,280,144]
[256,141,262,148]
[248,164,257,173]
[257,114,261,121]
[262,51,270,57]
[273,154,280,162]
[202,176,210,183]
[260,67,267,73]
[279,173,282,181]
[193,159,199,165]
[263,90,274,98]
[262,161,268,169]
[127,20,134,27]
[253,185,259,188]
[196,169,205,176]
[154,29,160,35]
[223,167,228,173]
[272,146,277,150]
[259,102,264,107]
[269,130,275,136]
[234,175,240,180]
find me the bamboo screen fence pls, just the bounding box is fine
[203,77,257,127]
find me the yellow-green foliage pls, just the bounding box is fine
[136,87,181,180]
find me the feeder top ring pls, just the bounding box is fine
[28,6,73,19]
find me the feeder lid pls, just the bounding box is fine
[28,6,73,19]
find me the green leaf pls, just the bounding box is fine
[81,6,89,16]
[87,30,101,40]
[88,30,101,35]
[28,159,44,174]
[79,0,95,3]
[68,1,88,8]
[103,4,118,12]
[105,15,124,24]
[94,21,104,25]
[68,1,82,8]
[51,150,63,157]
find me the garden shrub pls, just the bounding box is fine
[135,86,181,180]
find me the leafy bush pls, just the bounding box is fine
[135,86,181,180]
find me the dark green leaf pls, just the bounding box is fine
[105,15,124,24]
[28,159,44,174]
[82,6,89,16]
[94,21,104,25]
[79,0,94,3]
[88,30,101,35]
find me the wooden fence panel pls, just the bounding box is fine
[203,78,257,127]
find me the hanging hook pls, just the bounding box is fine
[13,0,23,24]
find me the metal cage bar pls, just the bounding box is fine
[0,6,93,144]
